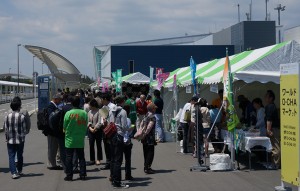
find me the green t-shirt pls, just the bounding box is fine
[63,109,88,148]
[125,98,137,124]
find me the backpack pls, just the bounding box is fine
[37,108,49,131]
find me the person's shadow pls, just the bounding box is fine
[22,173,44,177]
[153,169,176,173]
[23,162,44,167]
[0,167,10,173]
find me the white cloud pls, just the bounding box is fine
[0,0,299,78]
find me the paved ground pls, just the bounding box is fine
[0,113,297,191]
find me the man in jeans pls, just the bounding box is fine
[110,96,129,188]
[153,90,164,143]
[4,98,29,179]
[63,96,88,181]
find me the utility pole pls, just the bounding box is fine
[274,4,286,43]
[237,4,240,23]
[265,0,269,21]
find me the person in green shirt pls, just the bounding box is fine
[63,96,88,181]
[124,93,137,125]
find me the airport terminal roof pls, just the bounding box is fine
[24,45,81,82]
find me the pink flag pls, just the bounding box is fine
[97,77,100,87]
[157,72,170,90]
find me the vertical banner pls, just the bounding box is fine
[157,72,170,90]
[280,63,300,187]
[97,76,101,87]
[156,68,164,90]
[173,74,177,101]
[190,57,197,95]
[149,66,154,94]
[116,69,122,93]
[222,49,239,132]
[94,47,102,81]
[112,72,116,81]
[102,81,105,93]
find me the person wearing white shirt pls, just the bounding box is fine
[179,101,192,153]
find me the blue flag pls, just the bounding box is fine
[190,57,197,94]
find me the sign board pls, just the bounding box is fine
[38,76,50,111]
[280,63,300,186]
[186,86,192,93]
[210,84,218,93]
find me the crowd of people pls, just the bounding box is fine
[178,89,280,169]
[3,86,281,186]
[3,88,166,189]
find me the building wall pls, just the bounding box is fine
[110,45,234,76]
[213,27,231,45]
[213,21,276,54]
[243,21,276,51]
[285,26,300,43]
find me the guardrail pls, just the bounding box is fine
[0,93,36,104]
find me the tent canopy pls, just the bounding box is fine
[156,40,300,87]
[121,72,150,84]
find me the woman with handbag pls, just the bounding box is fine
[141,103,157,174]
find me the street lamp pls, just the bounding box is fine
[17,44,21,94]
[9,68,11,74]
[33,55,36,110]
[274,4,286,43]
[42,62,44,74]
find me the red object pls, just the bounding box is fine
[136,99,148,115]
[103,122,117,138]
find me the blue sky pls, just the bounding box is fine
[0,0,299,79]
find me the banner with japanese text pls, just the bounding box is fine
[280,63,300,186]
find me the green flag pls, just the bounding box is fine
[116,69,122,93]
[223,49,239,132]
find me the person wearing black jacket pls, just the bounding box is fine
[56,95,74,172]
[46,93,63,170]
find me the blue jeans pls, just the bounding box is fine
[7,143,24,174]
[65,148,86,178]
[155,114,164,142]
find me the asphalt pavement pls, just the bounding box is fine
[0,113,297,191]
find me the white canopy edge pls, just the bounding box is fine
[234,71,280,84]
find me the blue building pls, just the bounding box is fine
[94,34,234,81]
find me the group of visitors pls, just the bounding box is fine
[179,89,280,169]
[3,88,165,189]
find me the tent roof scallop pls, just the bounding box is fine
[158,40,300,87]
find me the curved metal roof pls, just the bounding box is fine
[24,45,81,82]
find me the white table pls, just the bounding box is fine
[221,129,273,170]
[243,137,272,153]
[243,136,272,170]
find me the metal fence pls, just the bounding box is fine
[0,93,35,104]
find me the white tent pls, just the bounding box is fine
[159,41,300,123]
[121,72,150,84]
[156,40,300,88]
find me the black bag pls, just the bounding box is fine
[37,108,49,131]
